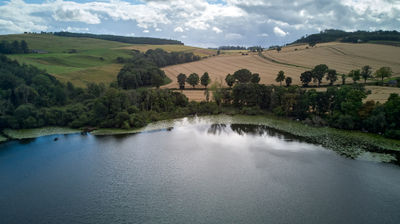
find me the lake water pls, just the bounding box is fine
[1,117,399,224]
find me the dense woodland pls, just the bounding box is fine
[117,48,201,89]
[54,32,183,45]
[292,29,400,45]
[0,40,29,54]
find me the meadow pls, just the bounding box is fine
[0,34,211,87]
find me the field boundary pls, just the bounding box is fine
[258,52,311,69]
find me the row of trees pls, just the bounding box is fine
[0,40,29,54]
[213,69,400,138]
[177,72,211,89]
[298,64,392,87]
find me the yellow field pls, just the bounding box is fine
[119,44,216,57]
[162,53,306,88]
[264,42,400,76]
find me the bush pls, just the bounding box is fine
[384,129,400,139]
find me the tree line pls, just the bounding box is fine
[117,48,201,90]
[0,40,29,54]
[293,29,400,45]
[53,32,183,45]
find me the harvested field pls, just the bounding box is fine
[264,42,400,77]
[162,53,306,89]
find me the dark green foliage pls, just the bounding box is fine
[234,69,252,83]
[312,64,328,86]
[348,69,361,83]
[326,69,337,85]
[54,32,183,45]
[361,65,372,83]
[201,72,210,88]
[225,74,235,88]
[251,73,261,84]
[275,71,285,86]
[285,77,292,87]
[292,29,400,45]
[374,67,392,83]
[0,40,30,54]
[177,73,187,90]
[300,71,313,87]
[187,73,200,88]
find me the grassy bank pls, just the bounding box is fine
[2,127,80,140]
[2,114,399,164]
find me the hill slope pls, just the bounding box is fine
[0,34,212,87]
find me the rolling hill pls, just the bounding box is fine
[0,33,213,87]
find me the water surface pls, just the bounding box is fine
[1,118,399,224]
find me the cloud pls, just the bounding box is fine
[273,26,288,37]
[0,0,399,47]
[212,27,222,33]
[174,26,184,32]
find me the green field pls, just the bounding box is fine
[0,34,207,87]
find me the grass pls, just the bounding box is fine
[3,127,80,140]
[119,44,216,57]
[0,135,8,142]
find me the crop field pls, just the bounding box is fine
[119,44,216,57]
[162,53,306,89]
[264,42,400,77]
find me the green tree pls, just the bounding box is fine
[275,71,285,86]
[187,73,200,88]
[251,73,260,84]
[348,69,361,84]
[177,73,187,90]
[300,71,313,87]
[312,64,328,87]
[151,73,164,88]
[200,72,211,88]
[276,46,282,53]
[341,74,347,85]
[234,69,252,83]
[326,69,337,86]
[20,40,29,53]
[225,74,235,88]
[285,77,292,87]
[375,67,392,84]
[361,65,372,84]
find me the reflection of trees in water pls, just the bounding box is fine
[207,124,227,135]
[230,124,286,139]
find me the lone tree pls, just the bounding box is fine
[375,67,392,84]
[312,64,328,87]
[300,71,313,87]
[341,74,347,85]
[275,70,285,86]
[285,77,292,87]
[177,73,187,90]
[309,42,317,47]
[276,46,282,53]
[187,73,200,88]
[348,69,361,84]
[225,73,235,88]
[251,73,260,84]
[234,69,252,83]
[361,65,372,84]
[326,69,338,86]
[200,72,210,88]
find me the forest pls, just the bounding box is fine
[53,32,183,45]
[292,29,400,44]
[0,40,30,54]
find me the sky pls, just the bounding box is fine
[0,0,399,47]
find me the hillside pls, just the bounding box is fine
[0,34,212,87]
[292,29,400,45]
[162,42,400,101]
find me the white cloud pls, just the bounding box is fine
[225,33,243,39]
[258,33,269,37]
[273,26,288,37]
[174,26,184,32]
[143,29,149,33]
[212,26,222,33]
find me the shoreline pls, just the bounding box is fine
[2,114,400,163]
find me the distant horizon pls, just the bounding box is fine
[1,0,400,48]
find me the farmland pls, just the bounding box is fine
[162,42,400,101]
[0,34,211,87]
